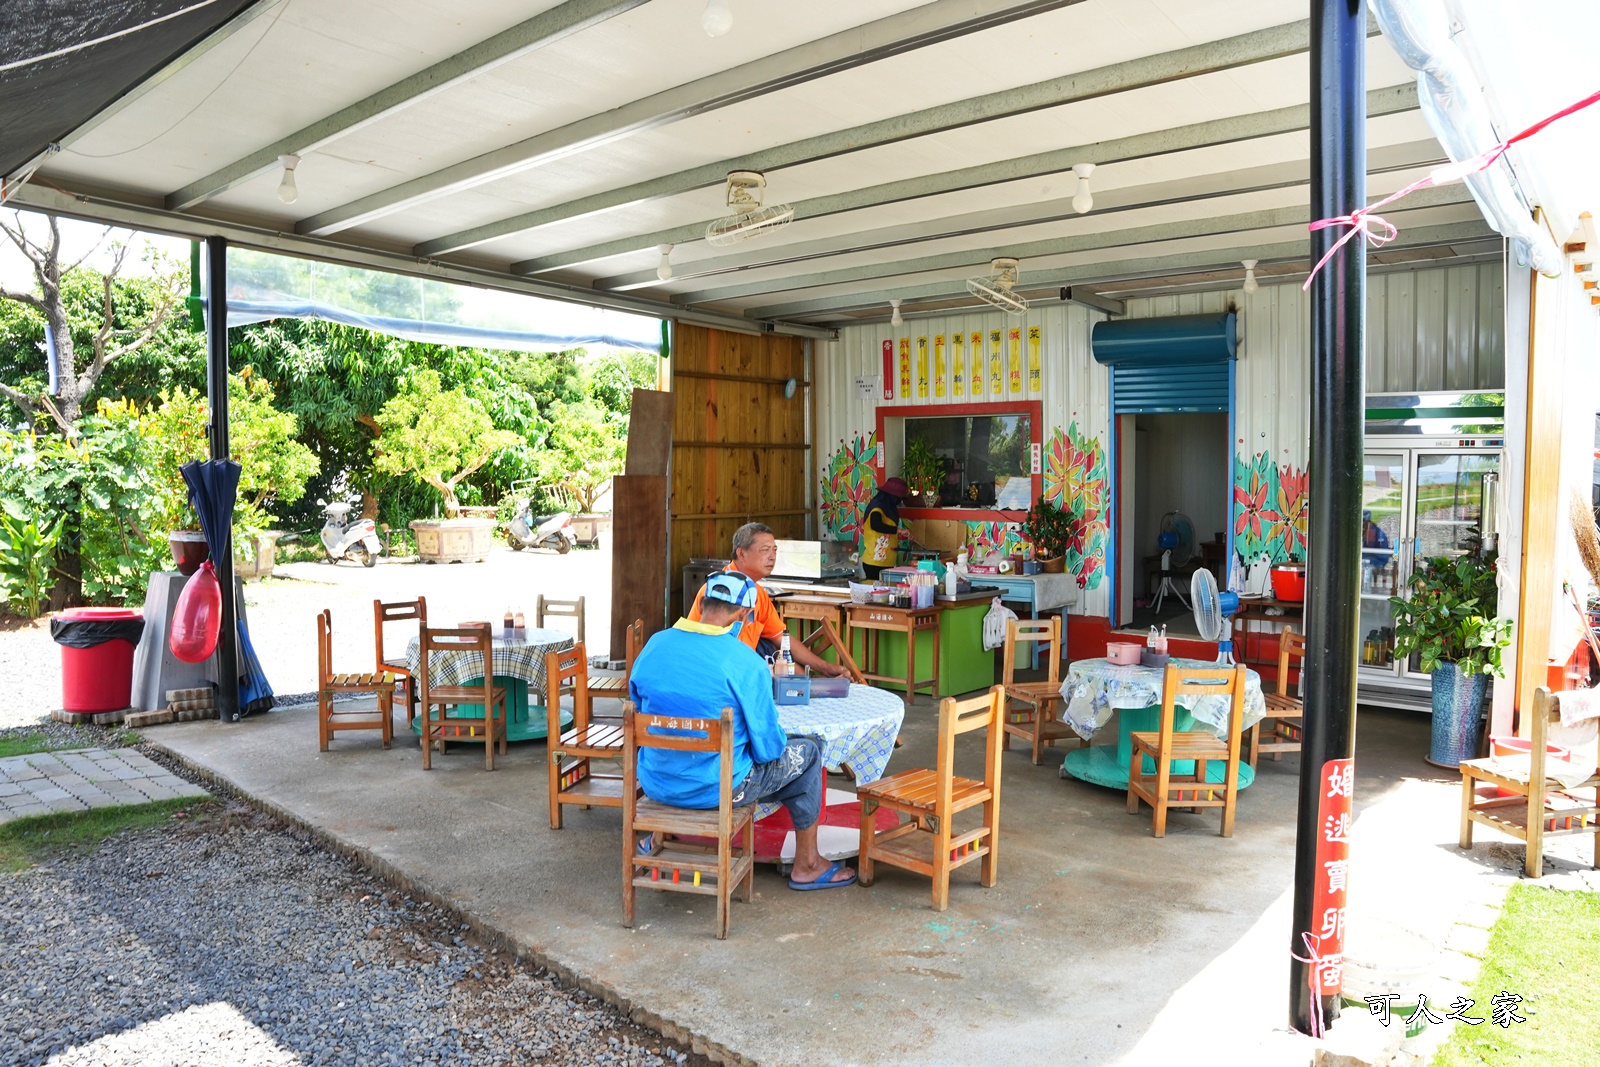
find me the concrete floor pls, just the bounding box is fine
[150,695,1598,1067]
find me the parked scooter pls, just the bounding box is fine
[319,498,382,567]
[506,485,574,554]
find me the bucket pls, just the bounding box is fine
[1340,920,1438,1040]
[1489,735,1571,798]
[1270,563,1306,601]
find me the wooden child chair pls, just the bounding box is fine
[535,594,586,645]
[857,687,1004,911]
[999,616,1080,764]
[621,703,756,939]
[583,618,644,719]
[316,609,394,751]
[546,642,625,829]
[1248,628,1305,768]
[416,624,507,771]
[373,596,426,725]
[1126,664,1247,838]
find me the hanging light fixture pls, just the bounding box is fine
[702,0,733,37]
[1241,259,1259,294]
[1071,163,1096,214]
[890,299,904,327]
[276,154,300,205]
[656,244,675,282]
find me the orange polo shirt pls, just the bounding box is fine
[688,566,786,651]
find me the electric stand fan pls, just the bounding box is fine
[1190,568,1241,664]
[1152,511,1195,613]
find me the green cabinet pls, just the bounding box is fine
[840,601,995,698]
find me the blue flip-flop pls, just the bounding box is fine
[637,833,664,857]
[789,860,857,891]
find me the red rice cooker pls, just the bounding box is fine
[1271,563,1306,601]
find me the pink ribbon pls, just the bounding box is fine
[1289,930,1331,1038]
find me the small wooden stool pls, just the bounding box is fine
[776,595,865,683]
[846,602,941,709]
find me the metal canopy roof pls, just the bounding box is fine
[4,0,1502,334]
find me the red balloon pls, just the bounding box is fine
[170,560,222,663]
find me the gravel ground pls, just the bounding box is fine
[0,791,706,1067]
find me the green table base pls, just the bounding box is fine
[1061,705,1256,791]
[407,675,574,743]
[840,601,994,698]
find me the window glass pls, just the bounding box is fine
[904,414,1031,507]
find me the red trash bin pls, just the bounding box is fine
[52,607,145,714]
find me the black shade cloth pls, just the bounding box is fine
[180,459,275,716]
[50,615,145,648]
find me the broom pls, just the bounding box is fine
[1565,491,1600,669]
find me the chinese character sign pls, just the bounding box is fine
[970,332,984,396]
[881,340,894,400]
[933,334,947,397]
[1027,325,1042,393]
[952,333,965,396]
[988,330,1003,396]
[916,336,929,399]
[898,337,911,397]
[1008,328,1023,393]
[1310,758,1355,998]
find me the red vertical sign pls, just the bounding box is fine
[1311,758,1354,998]
[882,340,895,400]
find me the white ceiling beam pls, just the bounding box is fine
[417,16,1350,258]
[511,81,1420,275]
[592,140,1448,291]
[746,220,1498,321]
[297,0,1089,237]
[668,186,1478,305]
[165,0,651,212]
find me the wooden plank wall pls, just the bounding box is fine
[611,474,670,655]
[669,324,809,615]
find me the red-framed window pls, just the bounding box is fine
[873,400,1045,521]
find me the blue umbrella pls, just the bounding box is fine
[180,459,276,717]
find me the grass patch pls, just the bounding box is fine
[0,727,143,760]
[0,732,63,759]
[1432,884,1600,1066]
[0,797,216,873]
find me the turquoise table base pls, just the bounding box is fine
[1061,705,1257,791]
[408,675,574,743]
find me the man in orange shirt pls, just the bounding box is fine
[689,522,849,678]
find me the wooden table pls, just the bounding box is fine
[1232,596,1304,670]
[845,602,942,709]
[775,594,866,683]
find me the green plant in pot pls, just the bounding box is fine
[1389,549,1512,767]
[900,438,944,508]
[1022,498,1071,572]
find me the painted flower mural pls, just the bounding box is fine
[1043,423,1109,589]
[820,433,879,541]
[963,521,1030,558]
[1233,453,1308,564]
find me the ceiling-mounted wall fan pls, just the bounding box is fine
[966,257,1029,315]
[705,170,794,246]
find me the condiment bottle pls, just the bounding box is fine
[503,606,515,638]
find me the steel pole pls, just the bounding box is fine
[205,235,241,722]
[1291,0,1365,1034]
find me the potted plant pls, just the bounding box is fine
[901,438,944,508]
[373,370,521,563]
[1389,549,1513,767]
[1022,498,1071,573]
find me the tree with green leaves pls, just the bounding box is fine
[372,369,521,518]
[537,400,626,512]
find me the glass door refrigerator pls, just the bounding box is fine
[1358,393,1505,710]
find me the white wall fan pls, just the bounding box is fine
[705,170,794,246]
[966,257,1029,315]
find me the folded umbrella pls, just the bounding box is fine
[180,460,276,717]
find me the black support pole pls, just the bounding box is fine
[205,235,241,723]
[1291,0,1365,1035]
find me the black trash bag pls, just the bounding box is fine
[50,616,146,649]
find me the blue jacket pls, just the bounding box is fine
[627,619,788,809]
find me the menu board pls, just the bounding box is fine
[933,334,946,398]
[898,337,911,397]
[1027,325,1042,393]
[988,330,1003,396]
[951,332,965,396]
[970,332,984,396]
[1008,328,1023,393]
[916,336,929,399]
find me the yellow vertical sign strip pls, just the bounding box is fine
[951,333,965,396]
[970,332,984,396]
[933,334,946,397]
[916,336,929,398]
[1008,328,1023,393]
[1027,325,1042,393]
[898,337,911,397]
[988,330,1003,396]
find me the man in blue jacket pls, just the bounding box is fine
[628,570,856,890]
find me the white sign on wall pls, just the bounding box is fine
[854,375,879,401]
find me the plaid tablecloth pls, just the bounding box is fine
[1058,657,1266,740]
[777,683,905,785]
[405,627,576,698]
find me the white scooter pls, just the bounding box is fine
[319,499,382,567]
[506,487,574,554]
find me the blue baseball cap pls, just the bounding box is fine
[703,570,758,608]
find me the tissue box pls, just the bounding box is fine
[809,676,852,699]
[774,674,811,705]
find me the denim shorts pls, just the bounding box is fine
[731,736,823,831]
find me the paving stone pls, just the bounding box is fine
[1444,924,1491,957]
[44,796,88,814]
[6,767,45,781]
[79,793,120,809]
[29,786,72,804]
[0,782,22,798]
[2,803,49,821]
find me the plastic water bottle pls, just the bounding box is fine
[778,633,795,677]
